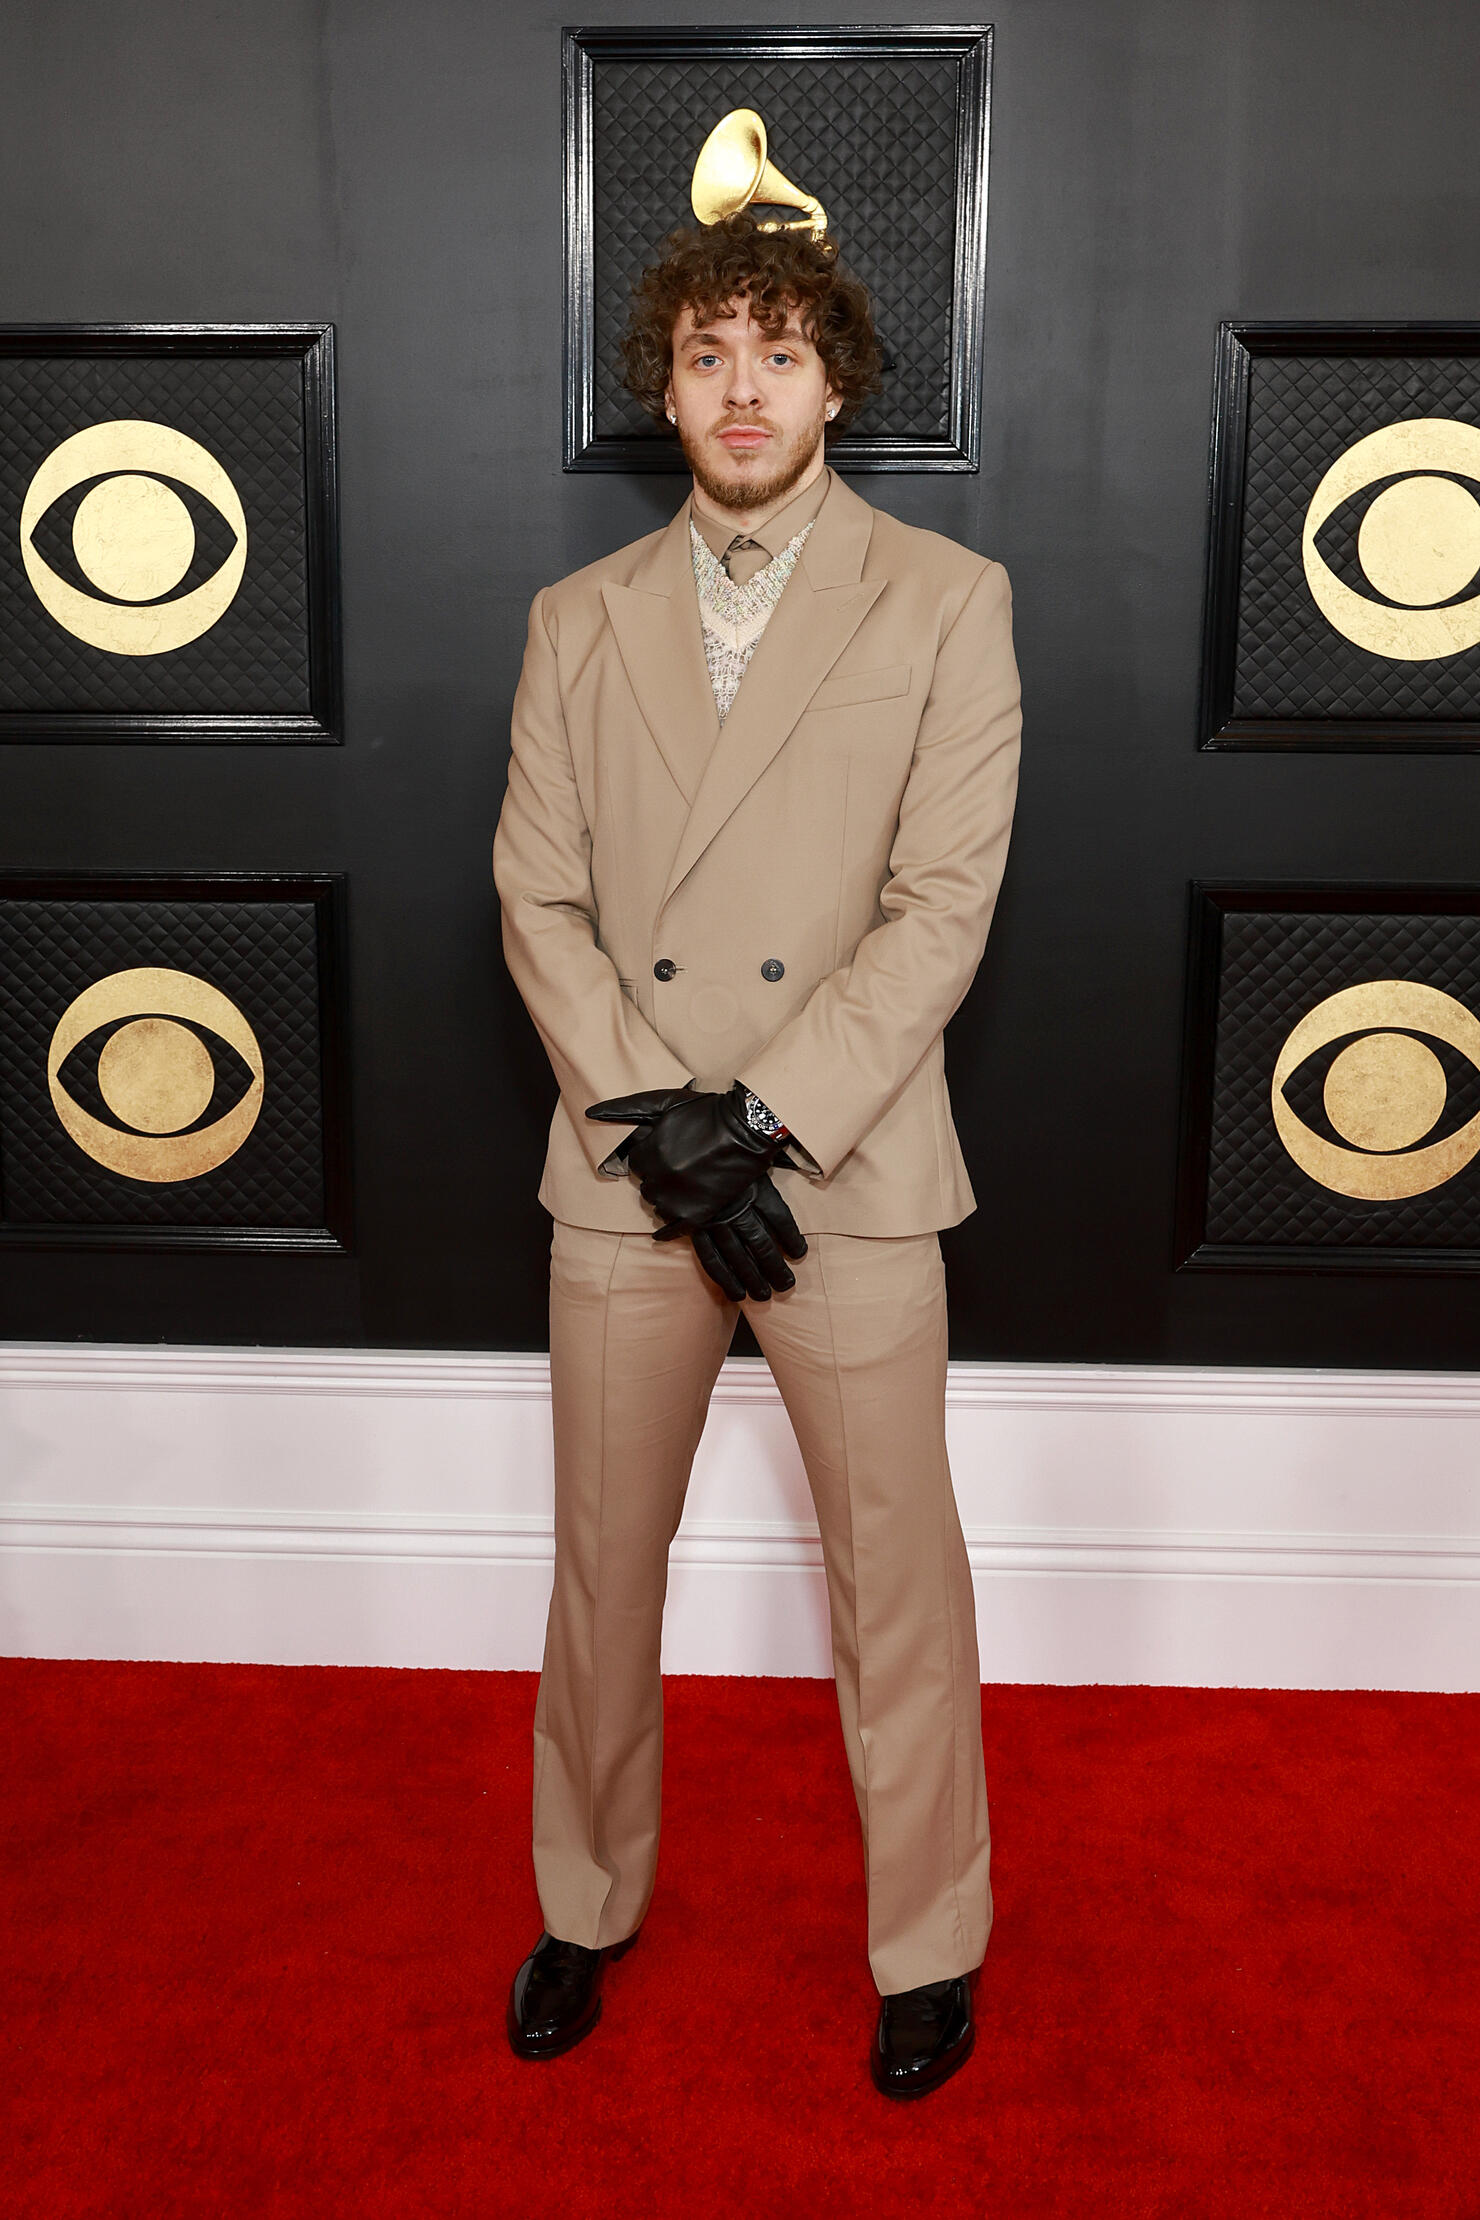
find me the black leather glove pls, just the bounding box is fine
[656,1175,808,1301]
[586,1081,793,1229]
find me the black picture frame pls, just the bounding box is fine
[0,872,352,1253]
[0,324,341,744]
[1200,322,1480,752]
[562,23,992,473]
[1176,880,1480,1274]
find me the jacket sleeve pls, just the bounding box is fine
[493,588,691,1174]
[740,559,1021,1178]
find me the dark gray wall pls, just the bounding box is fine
[4,0,1480,1363]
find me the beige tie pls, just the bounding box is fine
[722,536,769,585]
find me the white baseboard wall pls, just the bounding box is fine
[2,1343,1478,1691]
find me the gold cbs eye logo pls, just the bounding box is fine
[20,421,247,656]
[48,968,264,1183]
[1271,980,1480,1199]
[1302,418,1480,660]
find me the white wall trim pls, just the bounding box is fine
[3,1344,1478,1688]
[4,1503,1479,1587]
[10,1340,1480,1413]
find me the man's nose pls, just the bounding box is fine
[723,357,763,407]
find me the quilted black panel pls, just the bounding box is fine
[1231,353,1480,721]
[1203,909,1480,1251]
[589,52,962,448]
[0,896,326,1231]
[0,351,311,717]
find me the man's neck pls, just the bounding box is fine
[689,449,827,538]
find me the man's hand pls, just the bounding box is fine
[586,1082,792,1228]
[656,1176,808,1301]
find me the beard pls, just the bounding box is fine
[680,404,827,513]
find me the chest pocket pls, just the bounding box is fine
[806,662,911,714]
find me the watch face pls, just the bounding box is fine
[743,1091,783,1137]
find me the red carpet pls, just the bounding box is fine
[2,1664,1477,2217]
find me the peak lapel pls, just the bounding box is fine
[660,478,882,909]
[600,504,717,804]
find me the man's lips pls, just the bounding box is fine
[715,426,772,450]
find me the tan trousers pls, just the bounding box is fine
[532,1220,992,1997]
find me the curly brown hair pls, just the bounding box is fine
[620,214,884,432]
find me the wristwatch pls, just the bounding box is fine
[740,1088,789,1142]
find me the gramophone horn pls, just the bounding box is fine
[691,108,828,238]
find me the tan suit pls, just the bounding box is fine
[494,471,1021,1993]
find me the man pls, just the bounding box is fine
[494,213,1021,2098]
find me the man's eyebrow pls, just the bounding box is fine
[677,322,812,349]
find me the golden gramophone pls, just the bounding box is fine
[690,108,827,238]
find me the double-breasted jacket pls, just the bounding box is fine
[493,472,1022,1236]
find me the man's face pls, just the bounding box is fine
[666,292,836,513]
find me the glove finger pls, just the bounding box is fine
[692,1229,748,1303]
[710,1221,774,1303]
[725,1204,796,1293]
[652,1219,689,1243]
[750,1179,808,1261]
[626,1133,664,1179]
[585,1087,691,1125]
[638,1175,696,1214]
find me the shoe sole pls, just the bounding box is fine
[871,2021,975,2102]
[506,1930,640,2062]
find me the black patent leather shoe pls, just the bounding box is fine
[871,1973,976,2100]
[505,1930,639,2060]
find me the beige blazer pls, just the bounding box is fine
[493,472,1021,1236]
